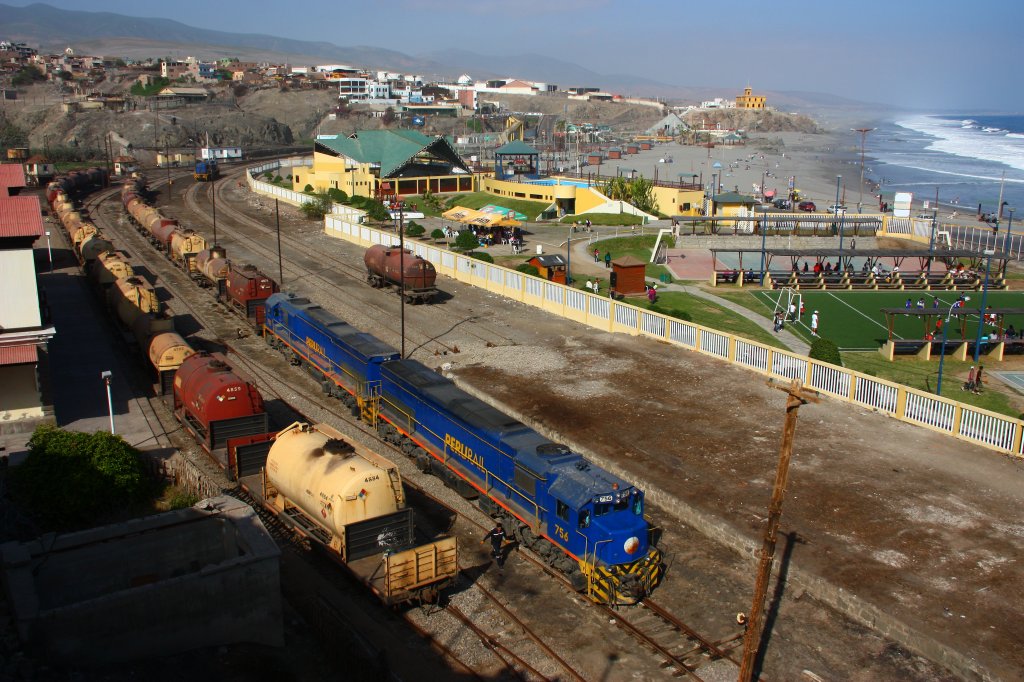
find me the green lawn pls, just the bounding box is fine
[445,192,551,221]
[738,289,1024,350]
[842,352,1019,418]
[559,212,644,226]
[591,235,674,280]
[625,290,787,349]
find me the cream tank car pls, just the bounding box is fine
[265,422,405,540]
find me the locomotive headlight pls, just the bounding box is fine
[624,536,640,555]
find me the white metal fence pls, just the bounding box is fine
[253,164,1024,456]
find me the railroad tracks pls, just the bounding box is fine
[90,169,740,681]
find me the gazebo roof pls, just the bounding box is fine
[494,140,540,156]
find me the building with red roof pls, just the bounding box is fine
[0,163,54,428]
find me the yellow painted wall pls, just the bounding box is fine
[0,364,43,420]
[653,187,703,216]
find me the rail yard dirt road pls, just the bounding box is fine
[204,174,1022,681]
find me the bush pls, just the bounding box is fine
[431,228,446,241]
[10,425,153,531]
[809,338,842,366]
[328,188,348,203]
[516,263,540,277]
[405,221,425,237]
[303,183,314,193]
[453,230,480,251]
[362,199,392,222]
[168,491,200,510]
[467,251,494,263]
[273,175,283,183]
[301,190,332,220]
[263,171,273,180]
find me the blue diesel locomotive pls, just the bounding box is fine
[262,292,662,603]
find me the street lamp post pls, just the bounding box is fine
[852,127,874,214]
[566,223,572,286]
[101,370,114,434]
[927,187,939,278]
[936,296,969,395]
[45,230,52,272]
[973,249,996,363]
[1005,208,1015,261]
[834,175,843,255]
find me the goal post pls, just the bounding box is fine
[771,287,802,322]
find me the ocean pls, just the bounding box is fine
[866,114,1024,219]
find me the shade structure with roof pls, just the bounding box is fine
[296,130,475,201]
[494,140,541,180]
[442,206,522,228]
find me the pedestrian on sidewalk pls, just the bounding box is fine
[604,252,611,268]
[963,366,976,392]
[593,247,600,262]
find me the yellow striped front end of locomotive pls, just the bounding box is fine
[580,545,663,605]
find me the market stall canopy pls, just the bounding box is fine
[443,206,522,227]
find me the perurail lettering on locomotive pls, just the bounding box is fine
[444,434,484,470]
[306,337,325,357]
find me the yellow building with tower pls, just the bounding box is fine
[735,87,766,109]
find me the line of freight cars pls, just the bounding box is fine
[262,291,664,605]
[48,172,456,605]
[170,347,457,604]
[121,176,280,326]
[47,171,195,394]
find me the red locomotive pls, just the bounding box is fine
[363,244,438,303]
[224,263,279,325]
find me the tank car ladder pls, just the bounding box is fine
[359,381,382,426]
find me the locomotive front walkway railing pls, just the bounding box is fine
[247,162,1024,457]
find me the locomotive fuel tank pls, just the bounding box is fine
[265,422,405,541]
[364,245,437,291]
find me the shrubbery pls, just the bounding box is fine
[405,221,425,237]
[467,251,494,263]
[431,228,446,241]
[453,230,479,251]
[303,183,314,193]
[10,425,154,531]
[300,190,332,219]
[516,263,540,277]
[328,188,348,203]
[809,338,842,366]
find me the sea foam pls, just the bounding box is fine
[896,115,1024,173]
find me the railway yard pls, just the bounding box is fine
[17,161,1023,681]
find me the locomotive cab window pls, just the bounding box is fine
[633,493,643,515]
[594,502,611,517]
[556,499,569,522]
[578,508,591,529]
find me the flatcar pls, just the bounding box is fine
[262,292,662,604]
[258,421,458,604]
[172,352,269,470]
[364,244,438,303]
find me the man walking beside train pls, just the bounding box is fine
[481,520,508,570]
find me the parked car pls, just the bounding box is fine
[798,201,817,212]
[773,198,791,209]
[828,204,847,214]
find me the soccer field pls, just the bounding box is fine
[748,289,1024,350]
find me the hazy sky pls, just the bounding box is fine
[9,0,1024,110]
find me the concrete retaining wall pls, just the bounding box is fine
[1,496,282,663]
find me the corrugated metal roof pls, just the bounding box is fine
[0,344,38,366]
[0,163,27,195]
[0,196,43,238]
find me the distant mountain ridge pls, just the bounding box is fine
[0,2,881,115]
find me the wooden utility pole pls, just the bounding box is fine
[738,378,818,682]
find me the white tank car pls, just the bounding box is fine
[259,424,459,603]
[265,422,405,547]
